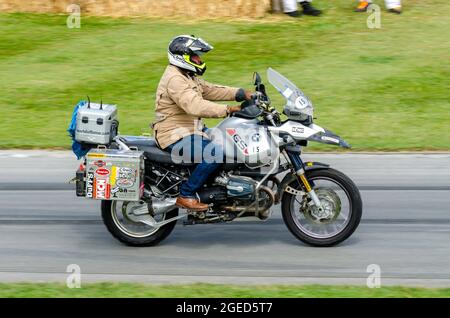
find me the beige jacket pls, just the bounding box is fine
[152,65,240,149]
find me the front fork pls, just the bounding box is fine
[285,151,324,212]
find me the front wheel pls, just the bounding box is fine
[101,200,178,247]
[281,168,362,247]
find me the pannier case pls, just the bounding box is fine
[85,149,144,201]
[75,102,118,145]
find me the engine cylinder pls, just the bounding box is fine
[226,176,255,200]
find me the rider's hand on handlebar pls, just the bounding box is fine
[226,105,242,115]
[245,90,254,101]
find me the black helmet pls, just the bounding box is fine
[168,35,213,75]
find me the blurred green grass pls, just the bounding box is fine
[1,282,449,298]
[0,0,449,150]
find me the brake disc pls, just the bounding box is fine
[302,187,342,224]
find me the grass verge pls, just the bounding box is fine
[0,283,449,298]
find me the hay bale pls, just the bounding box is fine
[0,0,272,18]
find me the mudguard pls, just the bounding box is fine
[308,129,351,149]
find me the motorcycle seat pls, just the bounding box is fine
[121,136,194,166]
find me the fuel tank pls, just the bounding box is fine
[207,117,279,168]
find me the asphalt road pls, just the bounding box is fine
[0,151,449,287]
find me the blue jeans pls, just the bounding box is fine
[166,134,223,198]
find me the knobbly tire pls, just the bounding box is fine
[101,200,178,247]
[281,168,362,247]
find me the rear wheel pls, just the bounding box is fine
[281,168,362,247]
[101,200,178,246]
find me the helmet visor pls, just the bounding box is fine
[188,37,213,54]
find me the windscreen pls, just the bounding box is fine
[267,67,313,116]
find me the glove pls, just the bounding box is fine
[235,89,255,102]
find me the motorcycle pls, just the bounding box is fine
[74,68,362,247]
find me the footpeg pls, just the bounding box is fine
[183,215,196,226]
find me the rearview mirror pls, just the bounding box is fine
[253,72,261,86]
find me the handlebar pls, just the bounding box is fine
[239,99,280,127]
[236,72,281,126]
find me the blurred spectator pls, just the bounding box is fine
[355,1,402,14]
[282,0,322,17]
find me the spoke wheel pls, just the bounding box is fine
[281,168,362,246]
[101,200,178,246]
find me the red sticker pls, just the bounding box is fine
[226,128,236,136]
[95,178,110,199]
[95,168,110,176]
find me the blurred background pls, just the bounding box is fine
[0,0,449,150]
[0,1,449,298]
